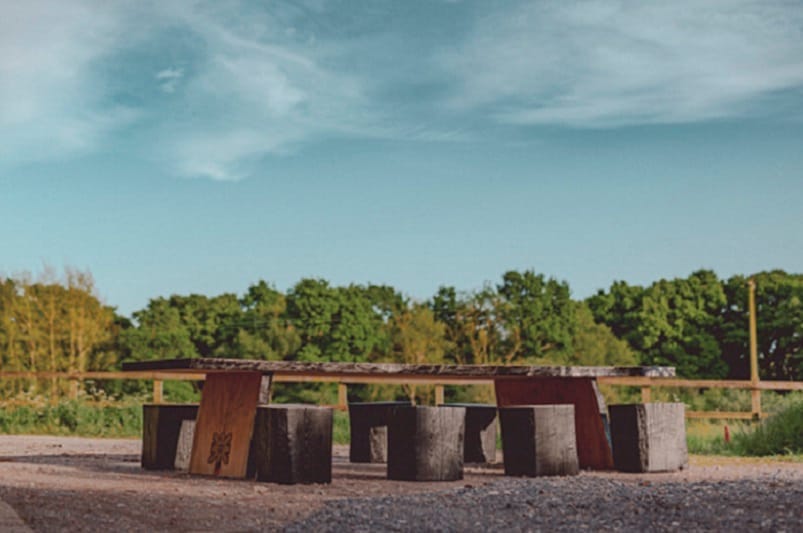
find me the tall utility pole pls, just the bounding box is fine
[748,278,761,419]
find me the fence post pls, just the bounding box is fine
[337,383,348,410]
[748,279,762,420]
[153,379,163,404]
[751,388,762,420]
[68,377,79,400]
[435,385,444,406]
[640,385,651,403]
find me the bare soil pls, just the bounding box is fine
[0,436,800,532]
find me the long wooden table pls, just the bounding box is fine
[122,358,674,476]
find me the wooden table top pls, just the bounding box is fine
[122,358,675,381]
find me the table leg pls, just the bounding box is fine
[494,377,614,470]
[189,371,262,478]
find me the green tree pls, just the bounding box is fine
[390,304,448,403]
[327,285,389,363]
[119,298,196,361]
[588,271,728,378]
[566,302,638,367]
[285,278,342,361]
[722,271,803,380]
[586,280,645,343]
[0,268,117,397]
[224,280,300,360]
[496,270,576,361]
[285,279,391,363]
[430,285,462,363]
[636,270,727,377]
[164,293,242,357]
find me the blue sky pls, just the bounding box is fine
[2,0,802,316]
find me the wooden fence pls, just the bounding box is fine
[1,371,801,420]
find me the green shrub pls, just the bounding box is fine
[163,381,201,403]
[732,401,803,456]
[0,400,143,438]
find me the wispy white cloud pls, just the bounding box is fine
[156,3,373,181]
[4,0,803,181]
[0,0,374,179]
[440,1,803,127]
[0,1,139,164]
[156,67,184,93]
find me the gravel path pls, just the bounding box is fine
[0,436,800,532]
[287,474,802,532]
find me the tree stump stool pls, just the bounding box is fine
[609,403,688,472]
[141,404,198,470]
[348,401,412,463]
[250,404,333,484]
[441,403,497,463]
[387,405,465,481]
[499,405,579,477]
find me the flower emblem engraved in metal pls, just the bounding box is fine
[207,431,233,475]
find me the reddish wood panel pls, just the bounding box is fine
[495,377,614,470]
[190,372,261,478]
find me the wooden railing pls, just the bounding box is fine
[1,371,801,420]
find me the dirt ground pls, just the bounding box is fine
[0,435,801,532]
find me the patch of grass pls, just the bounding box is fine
[690,454,803,466]
[686,419,744,455]
[332,410,350,445]
[686,401,803,459]
[0,399,143,438]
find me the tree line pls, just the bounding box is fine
[1,268,801,384]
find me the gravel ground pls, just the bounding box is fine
[288,474,802,532]
[0,436,801,532]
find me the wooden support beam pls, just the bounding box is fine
[751,388,762,421]
[435,385,444,406]
[69,378,79,400]
[337,383,348,411]
[640,385,651,403]
[152,380,163,404]
[686,411,768,420]
[190,372,261,478]
[748,278,762,421]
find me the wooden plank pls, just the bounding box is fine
[337,383,347,410]
[599,377,752,388]
[435,385,445,406]
[599,377,803,391]
[122,357,675,378]
[686,411,768,420]
[273,375,496,385]
[152,380,163,404]
[640,386,651,403]
[68,379,79,400]
[494,377,614,470]
[751,389,762,419]
[189,372,261,478]
[10,369,803,392]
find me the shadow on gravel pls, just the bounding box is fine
[0,451,506,485]
[0,485,297,532]
[0,453,148,474]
